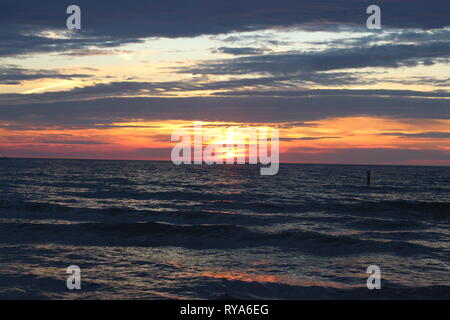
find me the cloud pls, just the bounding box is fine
[1,94,449,129]
[306,28,450,48]
[212,89,450,98]
[381,132,450,139]
[281,147,450,164]
[25,139,108,145]
[0,132,109,146]
[34,140,108,145]
[0,28,143,57]
[0,73,379,105]
[280,137,340,141]
[182,42,450,76]
[213,47,267,56]
[1,0,449,57]
[60,49,135,57]
[0,66,92,84]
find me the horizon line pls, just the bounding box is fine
[2,156,449,168]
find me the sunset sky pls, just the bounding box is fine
[1,0,449,165]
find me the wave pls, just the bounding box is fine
[211,280,450,300]
[0,220,439,257]
[344,200,450,220]
[2,191,450,219]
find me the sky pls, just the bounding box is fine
[0,0,449,165]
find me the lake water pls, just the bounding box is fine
[0,159,449,299]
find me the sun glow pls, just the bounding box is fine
[1,117,449,165]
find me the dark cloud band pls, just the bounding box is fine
[1,0,449,57]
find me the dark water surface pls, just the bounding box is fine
[0,159,449,299]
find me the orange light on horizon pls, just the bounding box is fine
[1,116,449,165]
